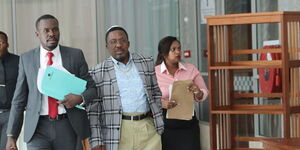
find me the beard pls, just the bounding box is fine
[115,55,127,62]
[114,52,129,64]
[46,44,58,50]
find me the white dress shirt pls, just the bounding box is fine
[39,45,66,115]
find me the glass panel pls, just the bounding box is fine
[234,114,282,148]
[255,1,281,138]
[256,0,278,12]
[278,0,300,11]
[103,0,179,59]
[259,114,282,137]
[235,115,255,137]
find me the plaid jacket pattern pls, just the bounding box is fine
[87,53,164,150]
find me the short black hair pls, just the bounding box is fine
[105,26,129,43]
[0,31,8,42]
[35,14,58,29]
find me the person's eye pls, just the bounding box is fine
[53,28,59,32]
[121,39,128,43]
[109,40,116,45]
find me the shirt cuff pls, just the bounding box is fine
[80,94,86,106]
[90,139,104,149]
[7,134,14,137]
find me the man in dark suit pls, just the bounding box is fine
[0,31,19,150]
[6,14,96,150]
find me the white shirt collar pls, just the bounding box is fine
[160,61,187,74]
[40,45,60,58]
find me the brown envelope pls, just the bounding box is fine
[167,80,194,120]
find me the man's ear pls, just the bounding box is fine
[35,31,39,37]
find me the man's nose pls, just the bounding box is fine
[116,41,122,47]
[48,30,55,36]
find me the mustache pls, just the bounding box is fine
[116,48,124,51]
[47,37,57,42]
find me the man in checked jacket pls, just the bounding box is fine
[88,26,164,150]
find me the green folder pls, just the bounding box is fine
[41,66,87,110]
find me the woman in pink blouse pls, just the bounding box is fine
[155,36,208,150]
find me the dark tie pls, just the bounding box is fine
[0,59,7,104]
[46,52,58,118]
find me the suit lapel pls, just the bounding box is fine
[33,48,41,92]
[33,48,40,75]
[60,46,72,72]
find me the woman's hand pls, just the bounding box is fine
[187,83,203,100]
[161,99,177,109]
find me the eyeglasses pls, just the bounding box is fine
[107,39,128,46]
[170,47,181,52]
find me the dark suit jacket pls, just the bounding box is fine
[0,53,19,109]
[6,45,96,142]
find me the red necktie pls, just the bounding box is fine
[46,52,58,118]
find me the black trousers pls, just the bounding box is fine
[0,111,10,150]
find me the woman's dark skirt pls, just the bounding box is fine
[162,109,201,150]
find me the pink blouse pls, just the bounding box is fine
[155,62,208,102]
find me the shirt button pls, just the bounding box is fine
[117,127,120,130]
[119,110,122,114]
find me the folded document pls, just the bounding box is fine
[167,80,194,120]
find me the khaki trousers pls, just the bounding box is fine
[119,114,162,150]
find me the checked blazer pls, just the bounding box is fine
[88,52,164,150]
